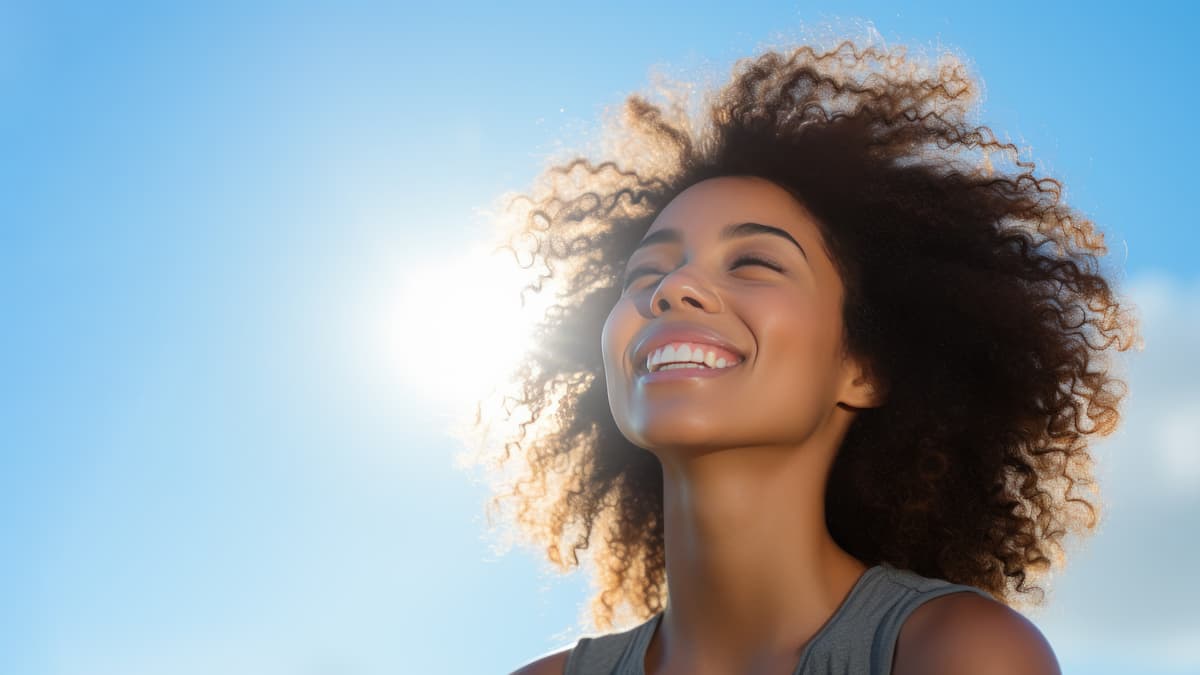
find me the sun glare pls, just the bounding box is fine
[381,241,552,414]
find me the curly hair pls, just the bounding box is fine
[457,38,1142,632]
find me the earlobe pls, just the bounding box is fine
[862,377,889,408]
[848,380,887,409]
[842,364,889,410]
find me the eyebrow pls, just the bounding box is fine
[631,221,808,260]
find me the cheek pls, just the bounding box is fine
[600,301,635,373]
[755,296,832,369]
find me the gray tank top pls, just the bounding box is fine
[562,562,993,675]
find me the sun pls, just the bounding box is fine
[380,240,555,415]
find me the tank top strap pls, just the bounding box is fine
[796,561,994,675]
[563,612,661,675]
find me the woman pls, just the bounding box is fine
[469,38,1139,675]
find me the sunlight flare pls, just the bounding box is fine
[380,241,554,412]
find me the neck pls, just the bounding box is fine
[649,442,869,673]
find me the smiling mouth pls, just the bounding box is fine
[637,343,746,374]
[634,358,745,383]
[638,361,740,374]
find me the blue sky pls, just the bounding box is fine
[2,2,1197,674]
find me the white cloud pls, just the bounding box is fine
[1155,401,1200,495]
[1033,271,1200,672]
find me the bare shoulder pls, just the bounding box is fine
[892,591,1061,675]
[508,645,574,675]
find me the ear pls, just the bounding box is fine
[838,355,888,410]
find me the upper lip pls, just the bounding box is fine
[632,321,747,373]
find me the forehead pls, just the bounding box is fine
[647,175,816,239]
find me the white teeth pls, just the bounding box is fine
[646,342,741,372]
[658,363,707,371]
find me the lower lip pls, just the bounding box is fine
[636,362,742,383]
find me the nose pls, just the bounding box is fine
[649,265,722,316]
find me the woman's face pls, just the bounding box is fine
[601,175,871,455]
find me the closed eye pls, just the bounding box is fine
[730,254,783,272]
[621,254,784,289]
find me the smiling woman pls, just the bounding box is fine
[458,36,1141,675]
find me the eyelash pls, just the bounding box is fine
[622,254,784,289]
